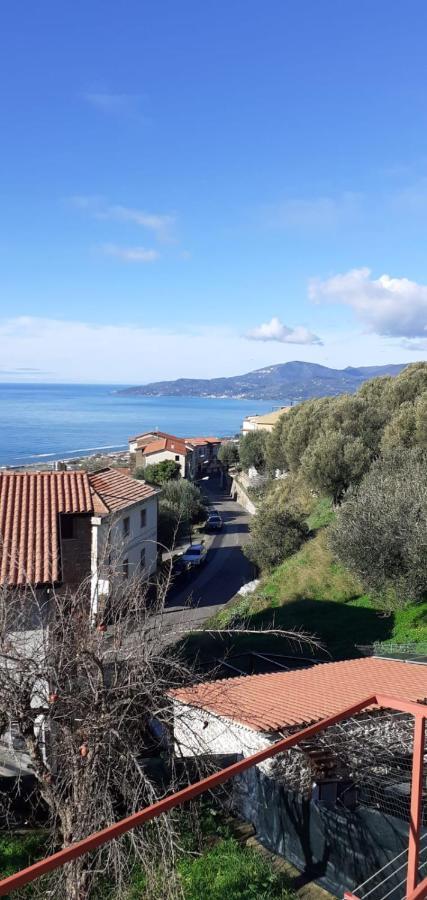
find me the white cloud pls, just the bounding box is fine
[263,192,362,231]
[246,316,322,345]
[70,196,175,241]
[101,244,159,263]
[399,338,427,352]
[0,317,425,385]
[309,267,427,339]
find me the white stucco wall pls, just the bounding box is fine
[173,701,274,769]
[143,449,188,478]
[173,700,278,825]
[91,494,158,616]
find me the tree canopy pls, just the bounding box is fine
[265,363,427,502]
[245,503,309,571]
[136,459,181,484]
[328,448,427,611]
[217,441,240,469]
[239,430,268,473]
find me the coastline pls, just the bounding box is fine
[2,447,131,473]
[0,386,270,469]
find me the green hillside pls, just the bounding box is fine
[212,528,427,660]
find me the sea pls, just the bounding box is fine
[0,383,281,468]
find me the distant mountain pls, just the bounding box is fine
[118,361,407,402]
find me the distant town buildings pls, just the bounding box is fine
[128,431,221,480]
[242,406,291,436]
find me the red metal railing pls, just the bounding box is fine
[0,692,426,898]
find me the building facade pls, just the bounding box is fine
[0,468,159,622]
[128,431,221,481]
[242,406,291,435]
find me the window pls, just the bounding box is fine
[175,455,180,462]
[140,548,146,570]
[60,516,74,540]
[140,508,147,528]
[122,558,129,579]
[123,516,130,537]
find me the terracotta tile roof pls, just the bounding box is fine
[170,658,427,733]
[0,468,158,586]
[132,432,220,452]
[185,437,221,446]
[0,471,93,586]
[130,430,171,444]
[88,468,158,514]
[142,437,188,457]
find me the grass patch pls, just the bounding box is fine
[0,832,47,896]
[178,837,293,900]
[306,496,335,531]
[0,832,46,876]
[0,811,294,900]
[192,529,427,661]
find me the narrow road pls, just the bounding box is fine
[161,477,256,634]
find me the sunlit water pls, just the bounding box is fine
[0,384,283,466]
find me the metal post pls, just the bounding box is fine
[407,715,425,898]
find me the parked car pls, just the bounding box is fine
[180,543,207,568]
[172,555,191,578]
[206,511,223,531]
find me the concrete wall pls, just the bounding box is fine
[229,475,257,515]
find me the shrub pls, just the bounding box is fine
[329,448,427,611]
[136,460,181,484]
[161,480,205,525]
[245,503,309,571]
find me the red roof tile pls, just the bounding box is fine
[142,437,188,457]
[0,471,92,586]
[130,430,171,444]
[0,468,158,586]
[171,658,427,733]
[88,468,158,514]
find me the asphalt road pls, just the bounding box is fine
[160,477,256,634]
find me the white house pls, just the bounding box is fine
[171,656,427,796]
[0,468,160,622]
[171,659,427,899]
[87,468,160,620]
[242,406,292,435]
[128,431,221,480]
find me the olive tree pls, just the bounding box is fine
[328,448,427,611]
[238,430,267,473]
[245,502,309,571]
[301,429,372,503]
[217,441,240,470]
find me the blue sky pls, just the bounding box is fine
[1,0,427,382]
